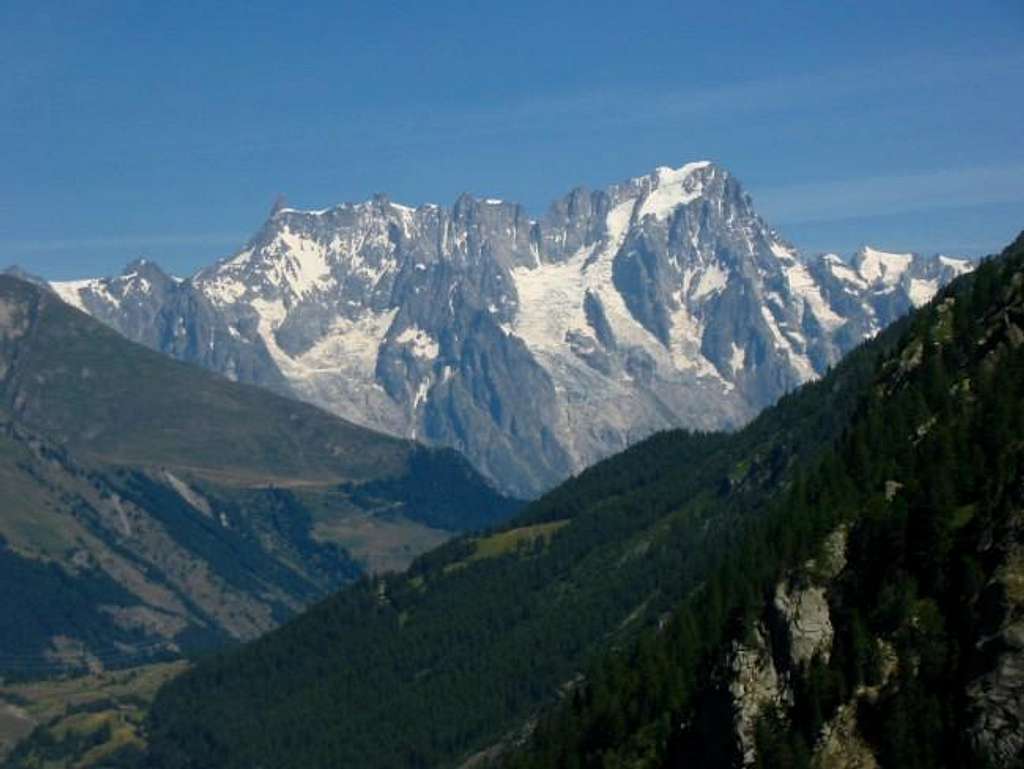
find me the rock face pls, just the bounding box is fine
[968,619,1024,766]
[810,702,880,769]
[773,527,848,669]
[968,508,1024,767]
[727,527,850,767]
[963,260,1024,769]
[48,163,972,496]
[728,623,791,767]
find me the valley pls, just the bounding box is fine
[0,662,187,767]
[0,275,516,676]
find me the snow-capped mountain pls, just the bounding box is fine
[49,162,972,496]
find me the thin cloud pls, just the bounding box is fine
[22,46,1014,164]
[437,49,1024,135]
[1,232,244,253]
[754,164,1024,224]
[293,47,1024,154]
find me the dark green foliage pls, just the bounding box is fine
[754,707,810,769]
[510,233,1024,769]
[342,446,524,531]
[141,271,905,769]
[3,720,114,768]
[143,232,1024,769]
[0,545,153,678]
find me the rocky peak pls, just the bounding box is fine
[3,265,51,289]
[269,193,289,218]
[46,162,973,497]
[122,257,174,287]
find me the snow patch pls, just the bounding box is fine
[511,198,633,354]
[637,161,711,221]
[826,257,868,290]
[939,255,972,275]
[395,325,439,359]
[690,263,729,300]
[770,241,797,262]
[760,305,816,382]
[908,278,939,307]
[50,279,119,313]
[858,246,913,287]
[290,308,399,380]
[267,227,333,299]
[512,195,726,386]
[201,273,248,306]
[163,472,212,517]
[785,262,844,331]
[412,378,430,409]
[50,281,91,312]
[730,342,746,374]
[667,302,721,381]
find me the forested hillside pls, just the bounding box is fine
[116,233,1023,769]
[503,236,1024,768]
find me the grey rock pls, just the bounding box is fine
[47,163,972,497]
[729,623,790,768]
[726,526,850,766]
[811,702,880,769]
[968,514,1024,768]
[968,619,1024,767]
[772,528,848,669]
[773,583,834,670]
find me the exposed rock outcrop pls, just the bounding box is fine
[772,528,848,669]
[729,623,791,767]
[727,527,851,766]
[810,702,879,769]
[967,509,1024,767]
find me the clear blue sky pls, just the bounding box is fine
[2,0,1022,280]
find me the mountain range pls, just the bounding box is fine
[45,162,972,497]
[119,232,1024,769]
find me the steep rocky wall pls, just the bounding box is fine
[726,527,849,766]
[968,508,1024,767]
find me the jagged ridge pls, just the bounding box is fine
[48,163,971,496]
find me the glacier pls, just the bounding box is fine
[49,162,972,497]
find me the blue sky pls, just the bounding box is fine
[1,0,1022,280]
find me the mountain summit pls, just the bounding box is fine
[50,162,971,496]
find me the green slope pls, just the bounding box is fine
[0,276,517,676]
[138,232,1024,769]
[1,274,405,485]
[498,233,1024,769]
